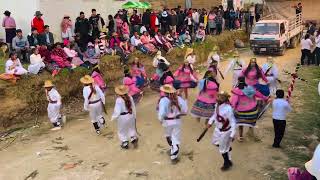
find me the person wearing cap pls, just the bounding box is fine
[98,32,110,55]
[27,27,40,47]
[158,84,188,163]
[262,57,279,95]
[5,52,28,76]
[224,50,246,87]
[39,25,54,48]
[230,77,269,141]
[304,144,320,180]
[83,42,100,65]
[161,9,170,34]
[140,31,157,54]
[61,15,74,42]
[191,70,219,125]
[111,85,138,149]
[207,91,236,171]
[81,75,106,135]
[44,80,64,131]
[12,29,30,63]
[174,58,198,99]
[32,11,45,34]
[2,10,16,46]
[195,23,206,43]
[123,68,143,104]
[28,47,45,74]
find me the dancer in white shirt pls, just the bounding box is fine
[262,57,279,95]
[224,51,245,87]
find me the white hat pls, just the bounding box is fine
[162,11,168,17]
[305,144,320,179]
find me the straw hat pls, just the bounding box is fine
[115,85,129,95]
[43,80,54,88]
[217,91,231,102]
[185,48,194,57]
[99,32,107,38]
[80,75,94,84]
[160,84,176,94]
[250,57,257,63]
[267,56,274,63]
[305,144,320,179]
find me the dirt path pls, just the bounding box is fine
[0,48,302,180]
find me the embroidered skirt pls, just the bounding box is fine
[132,92,143,105]
[190,100,215,118]
[180,81,197,89]
[235,106,259,127]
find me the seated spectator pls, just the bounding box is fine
[93,37,101,55]
[98,32,113,55]
[110,32,128,64]
[130,31,149,54]
[123,68,142,104]
[27,27,40,47]
[140,25,147,34]
[38,44,60,76]
[195,24,206,42]
[184,31,192,46]
[61,15,74,41]
[40,25,54,48]
[165,31,174,44]
[121,20,130,40]
[51,42,72,69]
[83,42,100,65]
[120,37,132,55]
[140,31,157,54]
[28,48,45,74]
[5,52,28,76]
[63,42,84,67]
[91,65,107,92]
[154,31,173,53]
[12,29,30,63]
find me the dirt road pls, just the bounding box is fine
[0,48,302,180]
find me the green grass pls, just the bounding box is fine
[270,67,320,179]
[0,56,5,74]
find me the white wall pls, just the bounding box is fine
[0,0,39,40]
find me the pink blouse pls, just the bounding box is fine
[174,66,197,83]
[197,80,219,104]
[131,64,147,77]
[123,77,141,96]
[242,67,268,86]
[230,87,268,111]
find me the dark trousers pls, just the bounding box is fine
[313,47,320,65]
[216,24,222,35]
[301,49,313,65]
[273,119,286,147]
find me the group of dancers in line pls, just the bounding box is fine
[42,46,282,170]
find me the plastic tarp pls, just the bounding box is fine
[122,1,151,9]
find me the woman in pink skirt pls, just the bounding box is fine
[123,69,143,104]
[131,58,147,89]
[174,59,198,99]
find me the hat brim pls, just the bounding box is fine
[80,77,94,84]
[160,86,176,94]
[305,160,320,179]
[115,87,129,95]
[100,35,107,38]
[43,84,54,88]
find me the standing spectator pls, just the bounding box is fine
[169,9,177,33]
[107,15,115,36]
[61,15,74,42]
[130,10,141,34]
[208,11,216,35]
[39,25,54,48]
[97,14,105,28]
[229,8,236,30]
[294,2,302,15]
[244,8,250,33]
[249,4,255,28]
[89,9,102,39]
[223,8,230,30]
[185,13,193,35]
[300,34,314,65]
[177,10,185,33]
[115,14,123,34]
[192,9,200,33]
[122,20,130,40]
[307,22,316,36]
[75,12,90,52]
[150,10,159,33]
[142,9,151,31]
[2,10,16,47]
[12,29,30,63]
[314,28,320,66]
[31,11,45,33]
[27,27,40,47]
[161,9,170,34]
[215,11,223,35]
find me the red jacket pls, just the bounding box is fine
[31,17,45,33]
[150,13,157,30]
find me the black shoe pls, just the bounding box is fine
[121,141,129,149]
[221,161,232,171]
[272,144,281,148]
[131,137,138,148]
[96,130,101,135]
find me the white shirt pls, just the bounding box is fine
[47,88,62,105]
[224,58,245,74]
[316,35,320,48]
[186,55,196,64]
[272,99,292,120]
[208,103,236,138]
[111,96,136,121]
[192,12,199,23]
[158,96,188,126]
[30,54,43,65]
[82,85,105,111]
[301,39,313,50]
[262,63,279,78]
[5,58,23,74]
[130,36,142,47]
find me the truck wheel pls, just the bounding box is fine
[290,37,298,48]
[279,45,287,56]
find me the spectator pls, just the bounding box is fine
[177,10,185,32]
[2,10,16,47]
[115,14,123,34]
[75,12,90,52]
[98,32,113,55]
[215,11,223,35]
[63,42,84,68]
[142,9,151,30]
[31,11,45,33]
[51,43,72,68]
[61,15,74,42]
[249,3,255,28]
[27,27,40,47]
[122,20,130,40]
[130,31,149,54]
[150,10,159,33]
[229,8,236,30]
[161,9,170,34]
[140,31,157,54]
[107,15,115,36]
[154,31,173,53]
[39,25,54,48]
[192,9,200,33]
[184,31,192,46]
[130,10,141,33]
[110,32,128,64]
[12,29,30,63]
[307,22,316,36]
[28,48,45,74]
[38,44,60,76]
[97,14,105,28]
[89,9,102,39]
[5,52,28,76]
[208,10,216,35]
[301,34,314,65]
[195,24,206,42]
[169,9,177,33]
[314,28,320,66]
[83,42,100,65]
[120,37,132,54]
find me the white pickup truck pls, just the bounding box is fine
[250,13,303,55]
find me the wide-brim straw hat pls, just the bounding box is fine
[305,144,320,180]
[115,85,129,95]
[185,48,194,57]
[160,84,176,94]
[217,91,231,101]
[80,75,94,84]
[43,80,54,88]
[99,32,107,38]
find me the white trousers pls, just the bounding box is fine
[28,62,45,74]
[47,103,61,123]
[163,121,181,160]
[212,128,233,154]
[88,102,104,125]
[267,76,277,95]
[117,114,137,142]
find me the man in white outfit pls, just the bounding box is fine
[224,51,245,87]
[262,57,279,95]
[81,75,106,135]
[207,91,236,171]
[158,84,188,163]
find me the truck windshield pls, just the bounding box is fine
[252,23,279,35]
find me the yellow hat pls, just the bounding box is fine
[43,80,54,88]
[80,75,94,84]
[160,84,176,94]
[185,48,194,58]
[115,85,129,95]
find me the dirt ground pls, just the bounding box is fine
[0,47,302,180]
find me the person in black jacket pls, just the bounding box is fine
[75,11,90,51]
[169,9,177,33]
[161,9,170,34]
[27,27,41,47]
[39,25,54,48]
[176,10,185,33]
[107,15,115,36]
[142,9,151,31]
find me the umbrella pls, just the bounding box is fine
[122,1,137,9]
[122,1,151,9]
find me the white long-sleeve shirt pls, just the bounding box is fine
[262,63,279,78]
[47,88,62,105]
[224,58,245,75]
[208,103,236,138]
[152,56,170,68]
[30,54,43,65]
[272,99,292,120]
[82,85,105,111]
[301,39,313,50]
[158,96,188,125]
[111,96,136,121]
